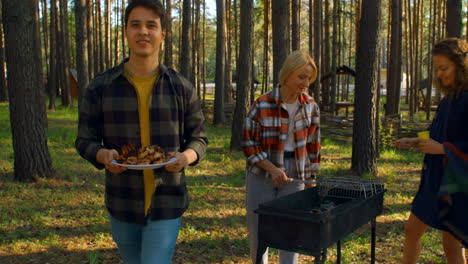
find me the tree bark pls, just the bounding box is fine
[385,0,402,117]
[351,0,381,176]
[311,0,322,103]
[330,0,338,115]
[224,0,232,104]
[48,0,58,110]
[230,0,253,151]
[0,1,7,102]
[41,0,49,79]
[213,0,226,125]
[105,0,112,68]
[262,0,270,94]
[2,0,54,182]
[272,0,290,86]
[164,0,173,67]
[59,0,71,106]
[446,0,462,38]
[121,0,126,58]
[180,0,192,79]
[75,0,89,102]
[291,0,300,50]
[322,0,330,105]
[87,0,95,78]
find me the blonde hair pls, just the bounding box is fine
[431,38,468,96]
[279,50,317,87]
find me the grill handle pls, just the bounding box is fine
[288,178,317,185]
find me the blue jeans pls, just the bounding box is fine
[110,215,181,264]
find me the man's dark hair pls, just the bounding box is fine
[124,0,166,29]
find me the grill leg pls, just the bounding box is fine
[337,240,341,264]
[255,241,267,264]
[314,250,327,264]
[371,218,376,264]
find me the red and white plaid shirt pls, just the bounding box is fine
[242,86,320,180]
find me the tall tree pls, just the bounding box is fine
[105,0,112,68]
[121,0,126,58]
[262,0,270,94]
[213,0,226,125]
[48,0,58,110]
[224,0,232,104]
[385,0,402,116]
[0,1,7,102]
[230,0,253,151]
[330,0,339,115]
[272,0,290,86]
[87,0,95,78]
[446,0,462,38]
[312,0,322,103]
[2,0,54,181]
[164,0,173,67]
[75,0,89,101]
[59,0,71,106]
[291,0,300,50]
[40,0,49,79]
[322,0,330,105]
[351,0,381,176]
[179,0,192,79]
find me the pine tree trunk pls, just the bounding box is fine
[0,2,7,102]
[446,0,462,38]
[224,0,232,104]
[41,0,49,79]
[385,0,402,116]
[312,0,322,102]
[291,0,300,50]
[59,0,71,106]
[121,0,126,58]
[351,0,381,176]
[262,0,270,94]
[180,0,192,79]
[272,0,289,86]
[87,0,95,78]
[48,0,58,110]
[230,0,253,151]
[75,0,89,102]
[330,0,338,115]
[322,0,330,106]
[213,0,226,125]
[2,0,54,182]
[164,0,173,67]
[105,0,111,68]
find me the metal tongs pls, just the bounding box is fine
[287,178,317,185]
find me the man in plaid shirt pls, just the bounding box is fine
[242,50,320,263]
[75,0,207,263]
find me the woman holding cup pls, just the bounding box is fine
[394,38,468,263]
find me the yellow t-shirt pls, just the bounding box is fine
[124,66,158,216]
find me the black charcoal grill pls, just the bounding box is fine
[254,177,385,264]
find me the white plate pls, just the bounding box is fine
[112,158,176,170]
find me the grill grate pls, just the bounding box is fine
[318,177,384,199]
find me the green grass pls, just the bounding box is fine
[0,101,460,263]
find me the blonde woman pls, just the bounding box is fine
[242,50,320,264]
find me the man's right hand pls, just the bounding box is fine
[270,167,289,185]
[96,149,127,174]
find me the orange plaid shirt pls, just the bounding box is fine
[242,86,320,180]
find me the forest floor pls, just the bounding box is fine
[0,102,463,264]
